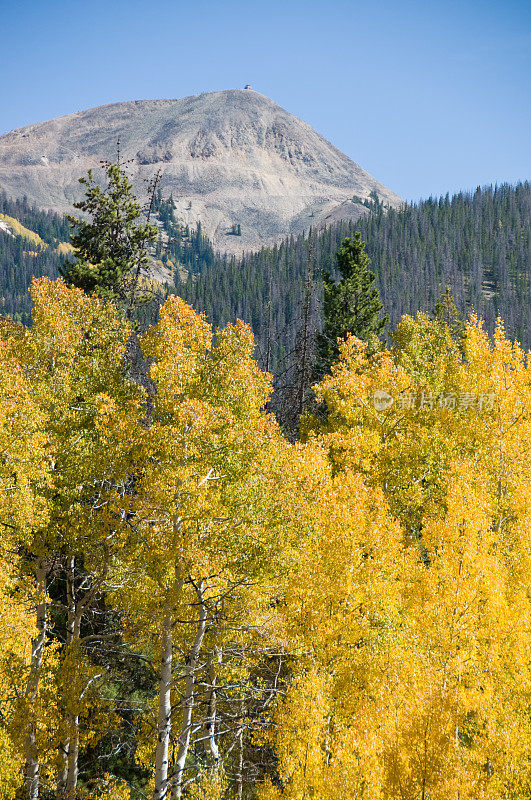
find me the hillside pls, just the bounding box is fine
[177,182,530,370]
[0,89,401,254]
[0,192,71,320]
[0,183,528,363]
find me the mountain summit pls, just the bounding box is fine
[0,89,401,252]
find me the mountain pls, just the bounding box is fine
[0,89,401,253]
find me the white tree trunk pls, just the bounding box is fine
[171,582,208,800]
[57,556,84,798]
[236,696,245,800]
[57,555,102,799]
[206,647,220,763]
[153,612,174,800]
[23,562,48,800]
[56,741,69,796]
[57,556,75,795]
[65,715,80,798]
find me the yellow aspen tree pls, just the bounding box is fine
[27,279,147,800]
[1,278,148,798]
[296,311,531,799]
[261,466,411,800]
[381,462,502,798]
[0,321,54,800]
[302,315,465,538]
[0,555,38,799]
[110,295,315,799]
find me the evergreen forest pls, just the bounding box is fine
[0,192,71,322]
[0,183,529,364]
[177,182,530,373]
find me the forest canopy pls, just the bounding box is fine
[0,182,529,357]
[1,275,530,799]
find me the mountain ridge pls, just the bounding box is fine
[0,89,402,253]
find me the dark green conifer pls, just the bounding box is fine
[60,160,158,309]
[314,233,388,377]
[434,285,465,344]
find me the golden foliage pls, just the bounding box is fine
[1,282,529,799]
[267,313,531,800]
[0,213,46,248]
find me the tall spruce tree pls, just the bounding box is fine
[314,232,388,377]
[60,158,158,310]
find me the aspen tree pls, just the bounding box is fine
[112,295,310,798]
[261,469,409,800]
[1,278,147,797]
[284,311,531,798]
[0,322,54,799]
[0,557,38,799]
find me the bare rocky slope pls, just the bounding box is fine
[0,89,402,253]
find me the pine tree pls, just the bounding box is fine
[313,233,388,378]
[434,285,465,344]
[60,158,158,309]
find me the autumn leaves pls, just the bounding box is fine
[277,312,531,799]
[0,279,530,798]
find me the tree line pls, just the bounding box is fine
[0,191,71,322]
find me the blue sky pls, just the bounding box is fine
[0,0,529,201]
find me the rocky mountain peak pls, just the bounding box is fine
[0,89,402,253]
